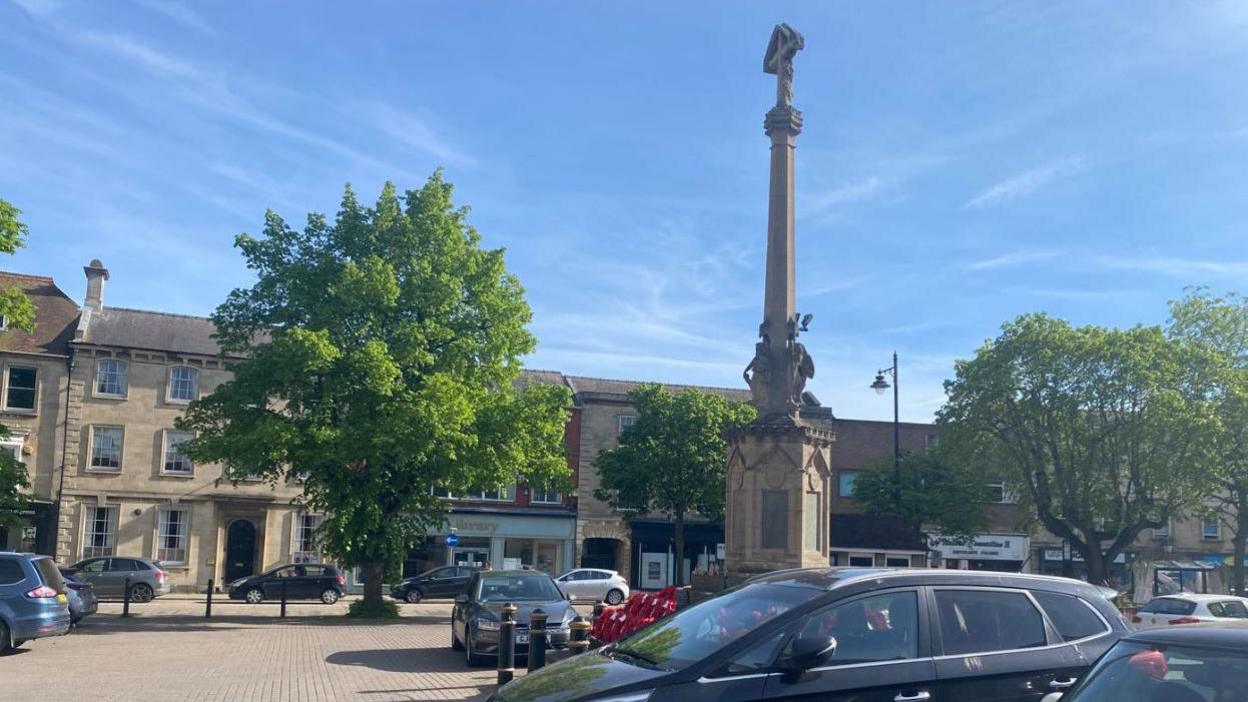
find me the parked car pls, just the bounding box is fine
[1040,623,1248,702]
[228,563,345,604]
[554,568,629,605]
[65,556,170,602]
[453,570,579,666]
[391,565,478,604]
[495,568,1128,702]
[1130,593,1248,629]
[1,551,71,652]
[58,569,98,624]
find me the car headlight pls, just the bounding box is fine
[476,617,500,631]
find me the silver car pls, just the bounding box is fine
[553,568,629,605]
[66,557,171,602]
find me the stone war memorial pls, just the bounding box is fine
[724,24,836,577]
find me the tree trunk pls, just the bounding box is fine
[362,560,386,608]
[673,513,685,588]
[1234,508,1248,596]
[1083,547,1110,587]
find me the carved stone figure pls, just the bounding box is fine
[763,23,805,107]
[743,339,771,397]
[791,341,814,404]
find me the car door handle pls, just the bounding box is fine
[895,692,931,702]
[1050,678,1078,690]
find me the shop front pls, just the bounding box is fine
[1036,545,1131,584]
[928,533,1029,572]
[402,510,576,579]
[629,520,725,590]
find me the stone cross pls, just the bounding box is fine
[744,23,814,422]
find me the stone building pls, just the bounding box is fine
[0,272,78,554]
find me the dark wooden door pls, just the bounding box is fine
[226,520,257,581]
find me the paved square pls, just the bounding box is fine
[0,599,542,702]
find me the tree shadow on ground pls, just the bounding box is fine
[326,646,487,675]
[66,613,450,636]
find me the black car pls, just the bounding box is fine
[1042,623,1248,702]
[392,565,478,604]
[453,569,579,666]
[496,568,1128,702]
[227,563,345,604]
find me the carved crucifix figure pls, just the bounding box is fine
[763,23,805,107]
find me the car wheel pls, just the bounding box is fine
[605,588,625,605]
[451,625,464,650]
[0,621,10,653]
[465,631,487,667]
[128,583,154,603]
[245,588,265,604]
[320,588,340,605]
[405,589,423,604]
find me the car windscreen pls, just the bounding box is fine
[34,557,66,592]
[1067,641,1248,701]
[611,582,822,672]
[476,574,563,602]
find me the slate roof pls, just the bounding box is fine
[563,374,751,402]
[0,272,80,357]
[830,513,927,552]
[77,306,227,357]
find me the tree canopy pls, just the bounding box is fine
[936,313,1217,585]
[0,196,33,528]
[180,173,571,609]
[593,384,755,585]
[1168,288,1248,593]
[851,447,995,540]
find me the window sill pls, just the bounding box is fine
[92,394,128,401]
[2,407,36,415]
[165,398,194,406]
[160,472,195,479]
[86,467,122,474]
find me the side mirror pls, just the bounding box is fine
[1041,694,1063,702]
[789,635,837,671]
[454,594,470,605]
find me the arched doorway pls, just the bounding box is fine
[225,520,257,581]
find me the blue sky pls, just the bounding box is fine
[3,1,1247,422]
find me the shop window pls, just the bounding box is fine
[885,556,911,568]
[156,507,189,564]
[4,366,37,411]
[848,554,874,567]
[83,505,118,558]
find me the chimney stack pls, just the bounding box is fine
[84,259,109,311]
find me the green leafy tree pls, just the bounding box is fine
[1167,288,1248,594]
[0,197,34,528]
[937,313,1216,585]
[852,447,994,540]
[179,173,571,610]
[593,384,755,586]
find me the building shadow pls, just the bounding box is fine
[326,647,484,675]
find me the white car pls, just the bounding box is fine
[1131,593,1248,629]
[553,568,629,605]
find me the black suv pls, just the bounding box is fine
[227,563,345,604]
[497,568,1128,702]
[392,565,478,604]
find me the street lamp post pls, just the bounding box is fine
[870,352,901,509]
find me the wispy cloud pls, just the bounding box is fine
[358,102,473,168]
[964,248,1066,271]
[807,177,884,212]
[964,157,1087,209]
[131,0,216,36]
[1094,255,1248,278]
[71,30,203,80]
[9,0,62,17]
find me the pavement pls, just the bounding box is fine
[0,597,592,701]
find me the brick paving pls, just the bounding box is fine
[0,600,574,702]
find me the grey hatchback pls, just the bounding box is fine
[66,556,170,602]
[0,551,71,652]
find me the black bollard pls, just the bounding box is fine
[527,608,548,672]
[568,615,591,655]
[280,578,288,618]
[121,576,132,617]
[205,579,214,618]
[497,602,518,686]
